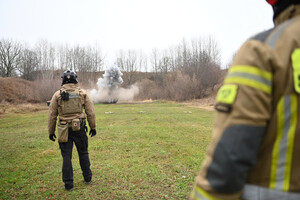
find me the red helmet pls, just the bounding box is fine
[266,0,278,5]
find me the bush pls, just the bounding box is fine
[136,79,162,100]
[164,71,198,101]
[33,79,61,102]
[136,71,206,101]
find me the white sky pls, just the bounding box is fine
[0,0,274,68]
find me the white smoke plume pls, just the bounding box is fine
[90,64,139,103]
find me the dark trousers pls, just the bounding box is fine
[59,126,92,187]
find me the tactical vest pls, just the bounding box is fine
[59,87,83,116]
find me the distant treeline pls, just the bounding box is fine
[0,36,228,102]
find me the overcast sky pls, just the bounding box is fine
[0,0,274,68]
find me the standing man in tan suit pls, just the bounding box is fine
[48,70,97,190]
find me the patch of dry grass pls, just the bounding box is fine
[0,103,48,115]
[182,95,216,112]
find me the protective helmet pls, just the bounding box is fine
[61,70,78,85]
[266,0,300,19]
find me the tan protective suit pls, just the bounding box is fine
[48,83,96,135]
[192,5,300,200]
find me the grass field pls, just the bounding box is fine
[0,101,214,200]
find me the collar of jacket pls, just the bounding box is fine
[61,83,79,89]
[274,4,300,25]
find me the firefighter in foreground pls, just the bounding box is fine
[48,70,96,190]
[191,0,300,199]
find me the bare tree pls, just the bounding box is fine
[137,50,147,72]
[67,44,104,73]
[69,45,83,72]
[90,44,104,72]
[126,50,138,73]
[116,50,138,87]
[150,48,160,73]
[0,39,22,77]
[116,50,126,71]
[159,54,171,73]
[57,44,70,70]
[205,35,221,66]
[35,39,55,79]
[168,47,177,72]
[18,48,38,80]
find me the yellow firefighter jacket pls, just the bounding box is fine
[48,83,96,135]
[192,5,300,200]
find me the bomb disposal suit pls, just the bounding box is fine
[48,70,96,190]
[192,1,300,200]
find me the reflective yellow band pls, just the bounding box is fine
[225,65,272,94]
[192,185,222,200]
[225,77,271,94]
[292,49,300,93]
[228,65,272,80]
[270,97,285,189]
[284,95,297,191]
[270,95,298,191]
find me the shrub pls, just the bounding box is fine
[33,79,61,102]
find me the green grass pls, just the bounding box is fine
[0,101,214,200]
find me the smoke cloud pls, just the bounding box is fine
[89,64,139,103]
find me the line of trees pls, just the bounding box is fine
[0,39,104,80]
[0,36,225,102]
[136,37,223,101]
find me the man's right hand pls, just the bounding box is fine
[89,129,96,137]
[49,133,56,142]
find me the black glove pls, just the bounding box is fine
[49,133,56,142]
[89,129,96,137]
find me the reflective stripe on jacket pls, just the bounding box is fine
[242,184,300,200]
